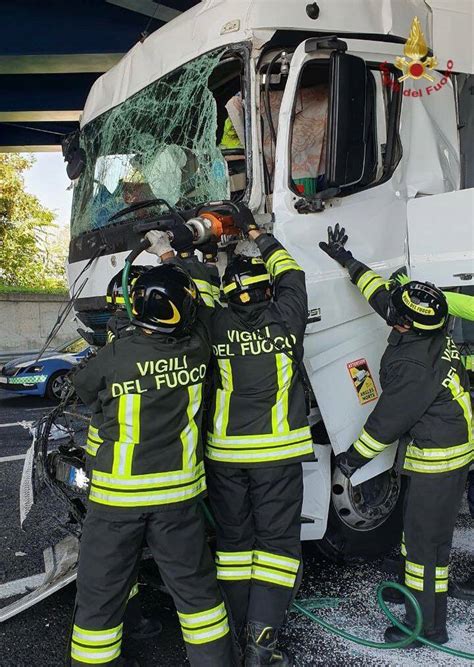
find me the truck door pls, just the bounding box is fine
[269,38,405,467]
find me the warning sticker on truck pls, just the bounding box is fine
[347,358,378,405]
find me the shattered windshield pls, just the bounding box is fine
[71,50,247,237]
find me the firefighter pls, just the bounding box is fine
[207,211,313,666]
[145,208,314,665]
[70,264,234,667]
[393,277,474,602]
[319,225,473,645]
[83,265,163,645]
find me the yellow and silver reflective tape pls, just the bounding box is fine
[178,602,229,645]
[71,623,122,664]
[405,573,424,591]
[271,353,292,435]
[223,274,270,294]
[216,551,253,581]
[406,560,424,577]
[213,359,233,437]
[444,371,473,442]
[206,441,313,464]
[266,249,302,278]
[356,270,389,301]
[404,449,473,474]
[89,476,206,508]
[435,580,449,593]
[401,532,407,557]
[128,582,139,600]
[180,384,203,470]
[92,461,205,490]
[253,550,299,573]
[208,426,311,447]
[112,394,141,477]
[194,278,215,308]
[436,565,448,578]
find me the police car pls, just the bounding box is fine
[0,338,90,400]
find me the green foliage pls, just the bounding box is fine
[0,284,67,295]
[0,154,68,290]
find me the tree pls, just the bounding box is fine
[0,154,66,289]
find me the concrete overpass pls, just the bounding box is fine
[0,0,198,151]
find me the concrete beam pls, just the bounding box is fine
[106,0,181,22]
[0,111,82,122]
[0,54,124,75]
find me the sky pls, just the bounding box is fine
[22,152,73,229]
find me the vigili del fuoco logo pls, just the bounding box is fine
[380,17,453,98]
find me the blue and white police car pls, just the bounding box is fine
[0,338,91,400]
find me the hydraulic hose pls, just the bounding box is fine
[292,581,474,658]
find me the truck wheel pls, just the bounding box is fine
[45,371,68,401]
[317,463,404,562]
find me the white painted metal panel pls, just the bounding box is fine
[407,189,474,287]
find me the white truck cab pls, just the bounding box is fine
[65,0,474,559]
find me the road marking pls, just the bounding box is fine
[0,573,45,600]
[0,421,32,428]
[0,454,26,462]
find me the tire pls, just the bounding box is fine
[317,461,405,562]
[45,370,69,401]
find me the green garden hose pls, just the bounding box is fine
[292,581,474,659]
[122,259,133,321]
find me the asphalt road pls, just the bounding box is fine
[0,391,473,666]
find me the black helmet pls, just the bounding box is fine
[387,281,448,334]
[131,265,199,336]
[222,256,271,305]
[106,266,150,312]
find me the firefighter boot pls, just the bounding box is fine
[449,572,474,602]
[244,622,291,666]
[127,612,163,640]
[384,624,449,647]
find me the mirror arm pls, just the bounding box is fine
[295,187,341,213]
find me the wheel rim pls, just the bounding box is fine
[331,466,400,532]
[51,374,66,399]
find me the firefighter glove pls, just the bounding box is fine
[145,230,173,257]
[232,202,259,234]
[200,238,219,263]
[166,220,195,254]
[319,223,353,267]
[335,445,367,479]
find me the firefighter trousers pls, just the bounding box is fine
[206,463,303,635]
[71,503,234,666]
[401,466,469,635]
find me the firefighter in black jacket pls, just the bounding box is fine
[320,225,473,646]
[207,217,314,667]
[83,265,162,645]
[71,265,233,667]
[145,208,313,665]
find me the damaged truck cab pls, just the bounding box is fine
[65,0,474,559]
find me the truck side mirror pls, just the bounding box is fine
[326,51,368,189]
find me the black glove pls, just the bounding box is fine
[166,220,195,254]
[200,239,219,263]
[232,202,259,235]
[335,445,367,479]
[319,223,353,267]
